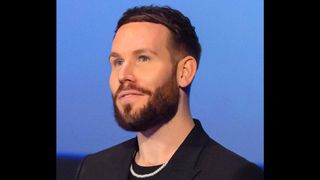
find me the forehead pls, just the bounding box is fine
[112,22,172,53]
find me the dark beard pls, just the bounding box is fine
[112,77,179,132]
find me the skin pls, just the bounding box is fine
[109,22,198,166]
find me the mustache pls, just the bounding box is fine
[114,83,152,99]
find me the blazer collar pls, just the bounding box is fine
[157,119,210,180]
[107,137,137,180]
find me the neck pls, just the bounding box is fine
[135,94,195,166]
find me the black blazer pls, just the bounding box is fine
[76,120,263,180]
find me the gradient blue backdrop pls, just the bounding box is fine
[57,0,264,167]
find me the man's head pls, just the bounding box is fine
[109,6,201,132]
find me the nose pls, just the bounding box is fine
[118,61,136,83]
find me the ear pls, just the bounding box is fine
[176,56,198,88]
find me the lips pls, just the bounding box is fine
[117,90,145,100]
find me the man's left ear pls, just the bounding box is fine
[176,56,198,88]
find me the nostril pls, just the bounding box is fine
[119,74,136,83]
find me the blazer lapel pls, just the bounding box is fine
[157,119,210,180]
[108,138,138,180]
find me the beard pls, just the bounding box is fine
[112,76,179,132]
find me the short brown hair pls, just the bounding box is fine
[115,5,202,66]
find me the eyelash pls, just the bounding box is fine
[138,55,150,62]
[113,59,124,66]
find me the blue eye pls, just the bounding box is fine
[114,59,124,66]
[138,55,150,62]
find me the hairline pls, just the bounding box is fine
[115,21,186,64]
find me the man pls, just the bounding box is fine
[76,5,263,180]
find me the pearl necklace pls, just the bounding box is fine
[130,161,168,178]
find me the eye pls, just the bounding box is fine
[138,55,150,62]
[113,59,124,67]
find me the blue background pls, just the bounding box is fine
[57,0,263,167]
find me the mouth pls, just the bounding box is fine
[117,90,145,104]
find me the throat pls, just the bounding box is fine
[130,150,168,178]
[135,149,170,166]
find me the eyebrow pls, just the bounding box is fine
[109,52,121,60]
[109,48,158,60]
[132,48,158,56]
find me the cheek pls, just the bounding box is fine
[136,65,174,89]
[109,73,119,95]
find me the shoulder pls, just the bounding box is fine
[76,138,136,180]
[84,137,136,164]
[201,139,252,167]
[197,138,263,179]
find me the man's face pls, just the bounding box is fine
[109,22,180,132]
